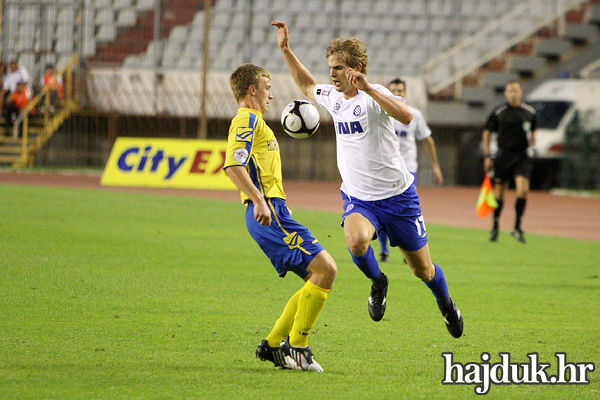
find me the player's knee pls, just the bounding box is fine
[311,252,337,282]
[346,236,370,256]
[322,254,337,280]
[416,269,435,282]
[410,262,435,282]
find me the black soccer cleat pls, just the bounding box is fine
[380,252,389,262]
[490,229,498,242]
[256,339,298,370]
[280,337,323,372]
[442,297,463,338]
[368,272,388,322]
[511,229,526,243]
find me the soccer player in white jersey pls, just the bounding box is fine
[378,78,443,262]
[272,21,463,338]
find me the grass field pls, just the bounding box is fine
[1,183,599,399]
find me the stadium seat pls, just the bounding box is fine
[113,0,132,10]
[95,9,115,26]
[96,24,118,43]
[94,0,112,9]
[136,0,154,12]
[83,37,97,57]
[117,8,137,27]
[192,11,205,28]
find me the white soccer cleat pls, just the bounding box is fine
[280,337,323,373]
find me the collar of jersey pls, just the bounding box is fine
[240,107,263,118]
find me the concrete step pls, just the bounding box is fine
[536,38,573,60]
[563,23,599,43]
[461,86,497,106]
[509,55,547,77]
[481,71,520,91]
[590,5,600,26]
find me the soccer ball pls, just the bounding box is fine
[280,100,320,139]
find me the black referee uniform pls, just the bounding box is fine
[484,100,537,243]
[485,102,537,184]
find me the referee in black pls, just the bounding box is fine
[482,80,537,243]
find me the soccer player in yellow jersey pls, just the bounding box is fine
[224,63,337,372]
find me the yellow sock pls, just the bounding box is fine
[265,288,302,348]
[289,280,330,348]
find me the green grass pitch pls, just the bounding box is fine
[1,183,599,399]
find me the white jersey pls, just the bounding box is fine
[394,106,432,173]
[314,84,414,201]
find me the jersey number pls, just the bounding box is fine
[414,216,427,238]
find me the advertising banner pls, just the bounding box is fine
[101,138,236,190]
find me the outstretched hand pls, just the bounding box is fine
[271,21,289,49]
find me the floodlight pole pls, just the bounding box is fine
[198,0,212,139]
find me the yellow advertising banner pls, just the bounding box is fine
[101,138,236,190]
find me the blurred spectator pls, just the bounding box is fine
[0,76,6,130]
[0,63,8,107]
[3,81,32,134]
[39,64,64,113]
[4,60,32,97]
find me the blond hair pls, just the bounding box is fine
[229,63,272,102]
[326,37,368,75]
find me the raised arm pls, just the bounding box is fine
[271,21,317,100]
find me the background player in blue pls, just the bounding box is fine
[272,21,463,338]
[224,63,338,372]
[378,78,444,262]
[482,80,537,244]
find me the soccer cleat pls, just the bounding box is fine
[280,337,323,373]
[442,297,463,338]
[368,272,388,322]
[256,339,298,370]
[511,229,526,243]
[490,229,498,242]
[380,252,389,262]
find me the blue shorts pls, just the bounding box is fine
[246,198,324,279]
[341,184,428,252]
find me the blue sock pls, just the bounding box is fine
[425,263,452,311]
[349,246,382,283]
[378,231,389,254]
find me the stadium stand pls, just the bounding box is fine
[1,0,600,171]
[2,0,597,94]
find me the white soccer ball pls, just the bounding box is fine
[281,100,320,139]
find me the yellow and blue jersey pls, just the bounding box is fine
[224,108,286,203]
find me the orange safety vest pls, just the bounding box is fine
[43,73,64,99]
[12,89,29,110]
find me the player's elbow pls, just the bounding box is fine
[398,109,413,125]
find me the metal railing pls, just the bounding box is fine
[13,54,79,167]
[424,0,589,96]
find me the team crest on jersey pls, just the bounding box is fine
[234,148,249,164]
[353,105,361,116]
[334,102,341,110]
[345,204,354,212]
